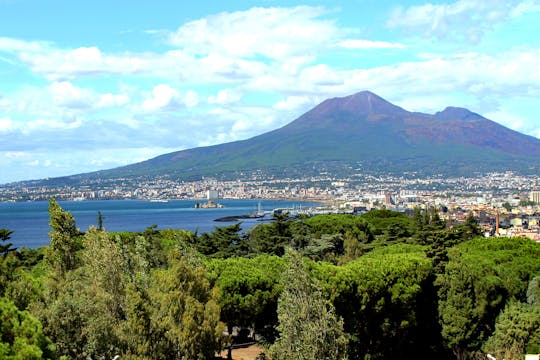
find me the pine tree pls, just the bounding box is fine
[270,248,348,360]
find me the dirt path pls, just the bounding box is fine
[219,344,266,360]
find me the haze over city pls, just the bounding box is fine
[1,0,540,183]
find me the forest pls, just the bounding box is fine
[1,199,539,359]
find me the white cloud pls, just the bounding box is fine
[387,0,529,42]
[273,96,313,111]
[117,117,140,129]
[48,81,95,109]
[338,39,406,49]
[482,110,540,138]
[0,37,50,52]
[208,88,242,104]
[3,151,27,159]
[17,45,153,81]
[167,6,337,60]
[1,7,339,83]
[2,5,540,182]
[183,90,199,108]
[142,84,179,111]
[0,117,13,132]
[97,93,130,108]
[142,84,199,111]
[340,50,540,100]
[24,118,83,132]
[511,0,540,16]
[300,64,343,87]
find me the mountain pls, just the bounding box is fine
[72,91,540,181]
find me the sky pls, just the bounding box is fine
[1,0,540,184]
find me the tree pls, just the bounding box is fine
[322,244,434,359]
[46,199,81,274]
[149,249,223,359]
[196,223,245,258]
[0,229,18,298]
[248,214,292,256]
[97,211,104,231]
[207,255,284,341]
[0,297,54,359]
[0,229,16,257]
[484,276,540,358]
[79,228,126,358]
[269,248,348,360]
[483,300,540,360]
[454,212,482,240]
[437,238,540,360]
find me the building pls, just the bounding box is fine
[206,190,219,200]
[530,191,540,204]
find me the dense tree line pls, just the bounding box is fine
[0,200,539,359]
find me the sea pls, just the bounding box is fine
[0,199,317,249]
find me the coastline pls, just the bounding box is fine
[0,199,321,249]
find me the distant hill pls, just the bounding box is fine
[56,91,540,182]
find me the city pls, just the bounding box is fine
[2,171,539,241]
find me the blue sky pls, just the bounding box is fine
[1,0,540,183]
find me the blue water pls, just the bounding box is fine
[0,199,316,249]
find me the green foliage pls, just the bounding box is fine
[195,223,247,258]
[360,209,415,239]
[483,300,540,360]
[248,214,293,256]
[269,249,348,360]
[46,199,81,274]
[304,214,373,240]
[37,227,129,359]
[0,229,16,256]
[2,209,540,360]
[311,244,433,359]
[437,237,540,359]
[207,255,284,337]
[97,211,104,231]
[527,276,540,306]
[0,297,54,360]
[4,270,43,311]
[149,249,223,359]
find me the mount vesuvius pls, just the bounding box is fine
[70,91,540,181]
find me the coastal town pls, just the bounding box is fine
[2,171,539,242]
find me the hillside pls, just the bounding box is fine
[64,91,540,181]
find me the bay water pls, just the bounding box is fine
[0,199,316,249]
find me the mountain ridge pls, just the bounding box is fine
[34,91,540,183]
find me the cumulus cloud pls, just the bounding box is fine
[387,0,535,42]
[16,45,154,80]
[142,84,179,111]
[48,81,95,109]
[1,6,341,83]
[2,4,540,182]
[167,6,337,60]
[208,88,242,104]
[142,84,198,111]
[341,50,540,100]
[0,117,14,133]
